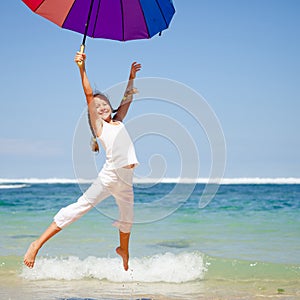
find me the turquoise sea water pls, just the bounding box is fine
[0,181,299,299]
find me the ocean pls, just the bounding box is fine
[0,178,299,299]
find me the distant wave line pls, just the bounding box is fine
[1,177,300,184]
[0,184,29,189]
[0,178,93,184]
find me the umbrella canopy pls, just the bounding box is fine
[22,0,176,43]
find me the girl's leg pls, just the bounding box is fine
[24,222,61,268]
[54,177,110,228]
[112,167,134,271]
[116,230,130,271]
[24,175,110,268]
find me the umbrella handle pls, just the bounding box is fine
[77,44,85,66]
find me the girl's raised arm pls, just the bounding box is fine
[74,52,94,106]
[75,52,102,141]
[113,62,141,122]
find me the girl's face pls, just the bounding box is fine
[94,96,112,121]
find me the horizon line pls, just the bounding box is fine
[0,177,300,185]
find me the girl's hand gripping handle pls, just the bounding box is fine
[77,44,85,66]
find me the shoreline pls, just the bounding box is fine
[1,275,299,300]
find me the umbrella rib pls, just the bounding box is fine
[34,0,46,12]
[61,1,77,28]
[137,1,150,38]
[155,0,168,29]
[120,0,125,41]
[92,0,101,38]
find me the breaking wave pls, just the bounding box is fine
[21,252,206,282]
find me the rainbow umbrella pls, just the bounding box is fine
[22,0,176,52]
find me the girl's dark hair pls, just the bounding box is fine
[88,91,118,152]
[87,111,99,152]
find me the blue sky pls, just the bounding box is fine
[0,1,299,179]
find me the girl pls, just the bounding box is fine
[24,52,141,271]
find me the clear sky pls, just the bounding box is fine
[0,1,299,179]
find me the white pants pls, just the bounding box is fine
[54,167,134,233]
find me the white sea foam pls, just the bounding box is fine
[145,177,300,184]
[0,178,92,184]
[1,177,300,184]
[0,184,29,189]
[219,177,300,184]
[21,252,205,282]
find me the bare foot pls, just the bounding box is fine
[116,246,129,271]
[24,241,39,268]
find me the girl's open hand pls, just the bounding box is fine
[129,62,142,80]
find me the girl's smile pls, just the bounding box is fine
[94,97,112,121]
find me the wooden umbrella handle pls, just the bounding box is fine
[77,44,85,66]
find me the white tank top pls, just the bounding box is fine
[99,121,139,170]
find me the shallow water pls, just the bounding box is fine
[0,181,299,299]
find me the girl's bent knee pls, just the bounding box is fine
[112,220,132,233]
[53,196,94,228]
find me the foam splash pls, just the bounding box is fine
[21,252,205,283]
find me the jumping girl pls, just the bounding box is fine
[24,52,141,271]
